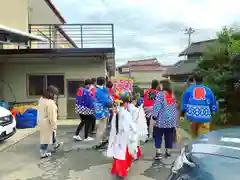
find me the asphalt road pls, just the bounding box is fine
[0,126,190,180]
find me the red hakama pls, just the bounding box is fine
[111,147,133,178]
[136,146,142,159]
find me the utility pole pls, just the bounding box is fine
[185,27,195,46]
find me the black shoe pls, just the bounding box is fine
[94,140,108,150]
[52,142,63,153]
[154,153,162,160]
[165,151,171,158]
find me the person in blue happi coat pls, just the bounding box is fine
[180,73,219,138]
[74,79,95,141]
[94,77,113,149]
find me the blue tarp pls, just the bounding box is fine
[16,108,37,129]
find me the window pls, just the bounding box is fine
[47,75,64,95]
[28,74,64,96]
[28,75,45,96]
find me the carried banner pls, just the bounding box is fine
[111,77,133,92]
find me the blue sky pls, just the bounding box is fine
[52,0,240,66]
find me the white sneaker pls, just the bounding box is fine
[84,137,94,141]
[40,152,52,158]
[73,135,82,141]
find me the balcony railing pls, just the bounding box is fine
[29,24,114,49]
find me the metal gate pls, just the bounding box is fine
[67,79,84,119]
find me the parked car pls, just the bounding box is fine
[167,127,240,180]
[0,106,16,141]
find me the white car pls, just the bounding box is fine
[0,106,16,141]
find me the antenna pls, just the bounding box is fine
[185,27,195,46]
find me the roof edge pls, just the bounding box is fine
[178,39,217,57]
[44,0,66,23]
[55,25,78,48]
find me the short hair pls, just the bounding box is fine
[187,75,194,83]
[106,81,113,88]
[119,95,130,106]
[96,76,106,86]
[42,85,58,100]
[91,78,96,84]
[160,79,172,93]
[84,79,92,86]
[151,79,159,89]
[192,73,203,84]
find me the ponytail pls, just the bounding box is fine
[115,113,119,135]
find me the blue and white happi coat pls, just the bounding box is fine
[95,85,112,120]
[181,84,218,123]
[152,91,178,128]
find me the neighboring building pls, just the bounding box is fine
[164,39,216,82]
[0,0,115,119]
[163,59,198,82]
[179,39,216,60]
[117,58,166,89]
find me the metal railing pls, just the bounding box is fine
[29,24,114,49]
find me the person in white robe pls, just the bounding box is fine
[128,102,148,159]
[107,102,137,178]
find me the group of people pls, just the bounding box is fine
[74,77,115,147]
[37,72,218,179]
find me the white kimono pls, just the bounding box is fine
[107,107,133,160]
[128,103,148,143]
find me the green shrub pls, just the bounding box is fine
[133,84,144,97]
[172,83,185,102]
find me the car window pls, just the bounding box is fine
[192,153,240,180]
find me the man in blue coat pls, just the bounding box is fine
[181,73,219,138]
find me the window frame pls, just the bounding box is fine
[26,73,65,98]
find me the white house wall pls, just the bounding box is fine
[131,71,165,83]
[28,0,63,24]
[0,0,29,32]
[2,59,105,119]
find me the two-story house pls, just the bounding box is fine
[117,58,166,89]
[0,0,115,119]
[164,39,216,82]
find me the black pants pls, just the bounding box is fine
[90,116,96,132]
[146,116,151,137]
[76,114,94,139]
[154,127,175,149]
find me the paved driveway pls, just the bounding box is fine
[0,126,190,180]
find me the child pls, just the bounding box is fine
[128,98,148,160]
[107,95,137,178]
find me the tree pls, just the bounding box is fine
[130,77,144,96]
[197,26,240,124]
[133,84,144,96]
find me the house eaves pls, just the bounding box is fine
[0,24,46,44]
[179,39,216,57]
[127,58,160,66]
[44,0,66,23]
[164,59,198,76]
